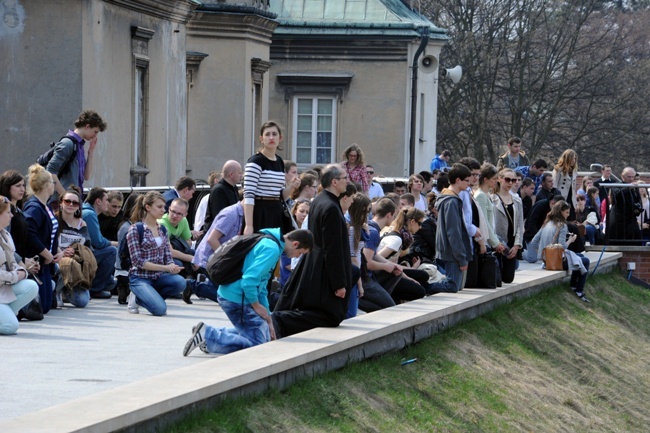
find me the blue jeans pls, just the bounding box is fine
[187,277,219,303]
[585,225,597,245]
[441,261,466,293]
[0,279,38,335]
[129,273,186,316]
[91,245,117,293]
[204,295,270,354]
[62,288,90,308]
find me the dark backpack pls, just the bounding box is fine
[118,223,167,270]
[37,136,79,178]
[206,233,281,286]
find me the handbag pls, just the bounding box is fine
[542,226,565,271]
[476,252,498,289]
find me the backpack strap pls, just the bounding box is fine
[263,233,283,252]
[135,222,145,243]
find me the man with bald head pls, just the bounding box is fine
[203,160,242,231]
[609,167,642,244]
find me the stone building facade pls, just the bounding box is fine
[0,0,446,187]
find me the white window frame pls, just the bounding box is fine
[291,95,337,167]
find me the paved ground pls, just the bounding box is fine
[0,295,230,421]
[1,255,612,423]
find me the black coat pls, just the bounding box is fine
[524,199,551,243]
[203,178,239,230]
[276,190,352,324]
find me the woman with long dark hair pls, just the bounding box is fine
[526,200,591,302]
[243,121,300,235]
[55,186,94,308]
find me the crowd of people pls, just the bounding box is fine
[1,112,647,357]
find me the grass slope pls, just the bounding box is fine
[166,273,650,433]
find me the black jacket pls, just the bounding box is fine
[203,178,239,230]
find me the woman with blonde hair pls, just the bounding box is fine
[552,149,579,218]
[492,168,524,284]
[341,143,369,192]
[23,164,62,314]
[0,195,39,334]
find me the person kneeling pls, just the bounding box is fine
[183,229,312,356]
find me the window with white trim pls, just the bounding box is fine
[292,96,336,165]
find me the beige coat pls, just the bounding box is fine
[0,229,26,303]
[492,193,525,248]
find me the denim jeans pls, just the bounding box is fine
[441,261,466,293]
[585,225,597,245]
[129,273,186,316]
[0,279,38,335]
[187,277,219,303]
[204,295,270,354]
[92,245,117,293]
[62,288,90,308]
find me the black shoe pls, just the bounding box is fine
[90,290,112,299]
[182,281,194,305]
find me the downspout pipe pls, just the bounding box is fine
[409,26,430,175]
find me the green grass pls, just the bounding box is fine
[165,273,650,433]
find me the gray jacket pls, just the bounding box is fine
[435,190,472,266]
[46,137,82,196]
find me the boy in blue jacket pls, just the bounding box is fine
[183,228,313,356]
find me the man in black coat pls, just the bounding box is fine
[524,195,564,244]
[273,164,353,337]
[608,167,642,245]
[202,160,242,231]
[535,173,561,203]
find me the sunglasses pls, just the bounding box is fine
[62,199,80,207]
[577,197,586,201]
[367,171,375,175]
[502,177,517,183]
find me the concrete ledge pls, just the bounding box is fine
[0,252,621,433]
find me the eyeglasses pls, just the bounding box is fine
[169,210,186,217]
[62,199,80,207]
[471,173,480,177]
[413,220,423,227]
[502,177,517,183]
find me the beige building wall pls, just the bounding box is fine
[268,39,444,178]
[186,12,277,181]
[0,0,195,187]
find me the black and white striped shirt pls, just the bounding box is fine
[243,153,286,204]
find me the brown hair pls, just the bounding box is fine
[131,191,165,223]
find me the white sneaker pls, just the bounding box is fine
[183,322,206,356]
[127,292,139,314]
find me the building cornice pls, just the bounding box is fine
[188,11,278,44]
[104,0,198,24]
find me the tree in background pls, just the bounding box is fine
[422,0,650,172]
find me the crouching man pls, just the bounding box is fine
[183,228,312,356]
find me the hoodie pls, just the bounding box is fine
[434,189,472,266]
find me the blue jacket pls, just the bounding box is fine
[430,154,449,172]
[22,196,59,258]
[217,228,284,313]
[82,203,111,250]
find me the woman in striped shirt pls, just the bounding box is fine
[243,121,300,235]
